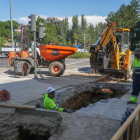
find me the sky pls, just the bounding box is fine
[0,0,131,27]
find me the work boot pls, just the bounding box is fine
[127,101,137,104]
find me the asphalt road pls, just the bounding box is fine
[0,55,134,72]
[65,59,91,73]
[0,57,92,73]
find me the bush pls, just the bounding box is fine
[67,52,91,59]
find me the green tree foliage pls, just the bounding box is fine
[105,0,140,50]
[0,20,19,47]
[0,37,6,48]
[36,16,46,25]
[41,22,57,44]
[95,22,106,40]
[72,15,80,34]
[0,20,19,39]
[56,17,69,45]
[87,24,96,44]
[81,14,87,34]
[106,0,140,29]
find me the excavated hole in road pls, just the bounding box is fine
[61,89,126,111]
[18,126,51,140]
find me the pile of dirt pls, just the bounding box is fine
[0,108,62,140]
[95,88,113,94]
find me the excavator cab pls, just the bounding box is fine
[115,28,130,52]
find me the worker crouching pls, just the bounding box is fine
[43,87,73,113]
[127,49,140,104]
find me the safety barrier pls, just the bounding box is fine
[0,57,9,68]
[111,104,140,140]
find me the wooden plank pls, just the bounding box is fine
[0,103,36,110]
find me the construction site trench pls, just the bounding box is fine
[61,88,125,111]
[29,82,130,111]
[23,82,131,140]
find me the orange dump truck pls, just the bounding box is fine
[9,45,77,76]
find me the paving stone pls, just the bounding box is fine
[95,101,107,106]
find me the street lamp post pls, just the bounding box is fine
[9,0,14,48]
[82,34,85,57]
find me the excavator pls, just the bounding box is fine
[90,21,132,80]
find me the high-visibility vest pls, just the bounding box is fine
[43,94,64,112]
[133,58,140,75]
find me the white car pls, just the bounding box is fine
[77,46,87,52]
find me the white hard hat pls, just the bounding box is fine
[47,87,55,94]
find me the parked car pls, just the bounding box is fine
[77,46,88,52]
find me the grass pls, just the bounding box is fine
[67,52,91,59]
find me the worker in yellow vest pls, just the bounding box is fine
[43,87,73,113]
[127,49,140,104]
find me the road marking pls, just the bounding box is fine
[66,60,89,66]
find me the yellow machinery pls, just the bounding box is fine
[90,21,132,79]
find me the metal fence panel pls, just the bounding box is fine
[0,57,9,68]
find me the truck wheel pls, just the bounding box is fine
[23,61,31,75]
[49,61,64,77]
[61,63,66,75]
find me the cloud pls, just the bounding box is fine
[67,15,107,28]
[84,15,107,26]
[14,15,107,27]
[2,19,9,21]
[17,17,29,23]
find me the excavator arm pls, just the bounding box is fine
[90,21,117,52]
[90,21,118,70]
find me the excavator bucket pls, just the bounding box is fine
[39,45,78,61]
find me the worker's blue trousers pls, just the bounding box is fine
[131,76,140,98]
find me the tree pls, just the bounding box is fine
[0,37,6,47]
[67,39,72,46]
[41,22,57,44]
[0,20,19,40]
[81,14,87,34]
[87,24,96,44]
[72,15,80,34]
[36,16,46,25]
[105,0,140,28]
[95,22,106,39]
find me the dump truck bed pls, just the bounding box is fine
[39,45,78,61]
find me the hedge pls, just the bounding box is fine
[67,52,91,59]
